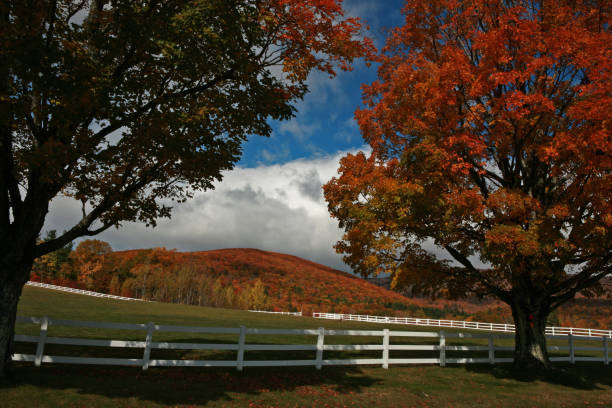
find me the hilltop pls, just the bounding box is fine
[105,247,464,318]
[31,245,611,328]
[33,245,487,320]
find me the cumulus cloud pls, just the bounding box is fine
[42,145,487,273]
[291,169,323,202]
[43,150,367,272]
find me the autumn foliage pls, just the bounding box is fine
[0,0,372,376]
[324,0,611,368]
[30,242,612,330]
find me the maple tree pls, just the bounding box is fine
[70,239,112,289]
[324,0,611,368]
[0,0,371,376]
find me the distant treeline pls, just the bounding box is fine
[31,235,271,310]
[30,234,611,329]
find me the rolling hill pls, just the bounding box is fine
[31,246,611,329]
[105,247,460,318]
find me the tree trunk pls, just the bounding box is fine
[0,261,32,378]
[510,294,552,369]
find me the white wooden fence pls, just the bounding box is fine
[249,310,302,316]
[13,316,610,370]
[27,281,610,338]
[313,312,612,338]
[26,281,145,302]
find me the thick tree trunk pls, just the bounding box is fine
[0,262,32,378]
[510,294,552,369]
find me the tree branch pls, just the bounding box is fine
[550,269,612,310]
[444,245,511,302]
[90,68,237,147]
[549,250,612,302]
[33,165,160,258]
[65,0,88,24]
[0,131,22,228]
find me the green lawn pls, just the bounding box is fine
[1,285,611,407]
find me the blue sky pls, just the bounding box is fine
[46,1,416,273]
[239,0,406,167]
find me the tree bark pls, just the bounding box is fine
[0,261,32,378]
[510,293,552,369]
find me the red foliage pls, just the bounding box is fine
[39,245,611,328]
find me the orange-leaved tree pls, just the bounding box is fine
[0,0,372,376]
[324,0,610,369]
[70,240,112,290]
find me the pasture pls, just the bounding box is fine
[1,285,611,407]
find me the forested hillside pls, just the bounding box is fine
[30,239,611,328]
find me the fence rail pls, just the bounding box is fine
[13,316,611,370]
[312,312,612,338]
[25,281,144,302]
[27,281,610,338]
[249,310,302,316]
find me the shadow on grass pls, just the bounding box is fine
[464,363,612,390]
[1,363,381,406]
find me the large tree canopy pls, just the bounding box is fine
[0,0,371,376]
[324,0,611,368]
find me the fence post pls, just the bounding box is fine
[604,337,609,366]
[382,329,389,369]
[316,327,325,370]
[568,333,575,364]
[237,325,246,372]
[488,334,495,364]
[439,330,446,367]
[34,316,49,367]
[142,322,154,370]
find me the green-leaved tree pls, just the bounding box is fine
[0,0,371,376]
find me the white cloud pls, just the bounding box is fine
[43,149,369,272]
[42,145,490,273]
[278,120,320,143]
[258,145,291,164]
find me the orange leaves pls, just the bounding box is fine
[500,90,555,124]
[486,189,541,224]
[604,214,612,228]
[484,224,540,260]
[259,0,374,82]
[545,204,570,220]
[325,0,612,314]
[70,240,113,290]
[443,187,486,220]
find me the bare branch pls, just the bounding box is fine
[34,165,159,258]
[444,245,511,301]
[550,269,612,310]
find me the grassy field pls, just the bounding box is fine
[1,285,611,407]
